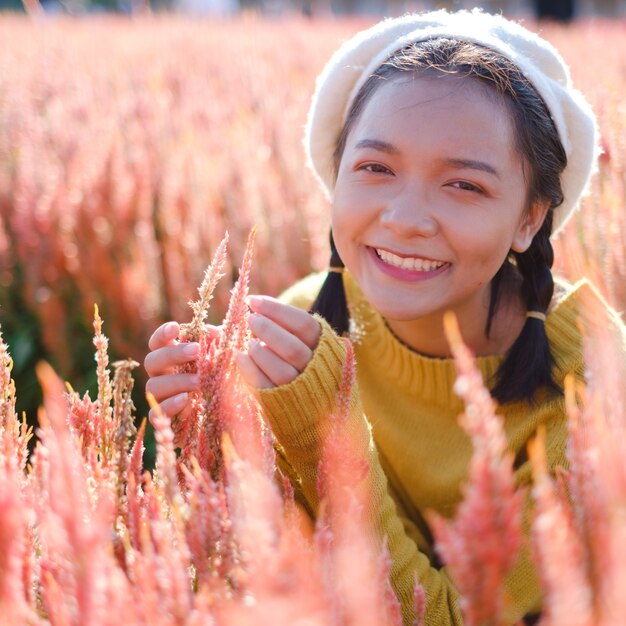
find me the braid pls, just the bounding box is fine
[309,232,350,336]
[491,213,560,404]
[516,225,555,315]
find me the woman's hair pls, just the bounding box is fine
[309,38,567,404]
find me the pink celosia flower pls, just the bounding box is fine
[93,304,114,452]
[0,443,38,624]
[0,330,32,477]
[35,361,124,625]
[111,359,140,495]
[190,228,258,479]
[180,458,233,594]
[147,392,183,509]
[219,227,256,354]
[174,233,230,454]
[528,428,594,626]
[179,231,230,346]
[221,433,283,580]
[559,287,626,626]
[316,339,407,626]
[428,313,524,626]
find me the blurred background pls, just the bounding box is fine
[3,0,626,19]
[1,0,624,465]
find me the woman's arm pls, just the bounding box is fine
[237,300,464,626]
[247,300,565,626]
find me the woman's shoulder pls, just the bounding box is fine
[551,276,625,331]
[277,271,327,311]
[548,276,626,380]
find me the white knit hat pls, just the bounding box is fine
[304,9,600,235]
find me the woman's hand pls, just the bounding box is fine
[237,295,321,389]
[143,296,320,417]
[143,321,219,418]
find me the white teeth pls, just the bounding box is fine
[376,248,445,272]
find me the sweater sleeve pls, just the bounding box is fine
[258,318,464,626]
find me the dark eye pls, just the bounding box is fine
[450,181,482,193]
[360,163,393,175]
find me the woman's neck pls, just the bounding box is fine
[384,283,527,358]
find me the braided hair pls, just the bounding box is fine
[489,213,560,403]
[310,38,567,404]
[309,231,348,335]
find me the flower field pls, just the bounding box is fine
[2,224,625,625]
[0,14,625,415]
[0,12,625,626]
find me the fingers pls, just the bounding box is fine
[144,342,200,377]
[249,338,303,387]
[144,323,221,377]
[145,372,200,403]
[146,303,318,395]
[149,391,190,420]
[145,320,217,421]
[148,321,180,351]
[148,398,199,442]
[247,296,320,350]
[236,351,275,389]
[240,295,320,389]
[248,313,313,373]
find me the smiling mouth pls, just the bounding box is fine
[374,248,448,272]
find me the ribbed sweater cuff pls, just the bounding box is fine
[257,315,347,446]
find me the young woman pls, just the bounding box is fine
[144,10,624,625]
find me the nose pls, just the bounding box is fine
[379,185,439,238]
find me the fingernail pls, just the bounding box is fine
[249,338,264,351]
[165,321,179,336]
[189,374,200,388]
[246,295,262,310]
[173,392,188,405]
[183,343,200,357]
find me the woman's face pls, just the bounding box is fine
[332,73,546,334]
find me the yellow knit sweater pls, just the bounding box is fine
[257,271,626,626]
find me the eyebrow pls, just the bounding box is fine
[353,139,500,179]
[354,139,399,154]
[444,158,500,179]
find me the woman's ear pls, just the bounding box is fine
[511,200,550,253]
